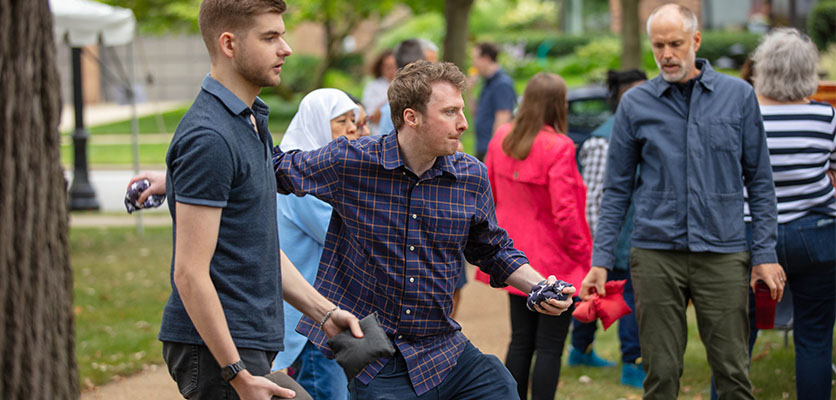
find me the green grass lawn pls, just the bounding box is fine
[72,225,172,387]
[72,107,191,136]
[556,311,814,399]
[60,133,286,168]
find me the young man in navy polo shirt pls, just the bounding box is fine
[153,1,362,398]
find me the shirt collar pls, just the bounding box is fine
[380,131,458,179]
[201,74,269,118]
[485,68,506,84]
[652,58,714,97]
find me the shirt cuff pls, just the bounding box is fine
[750,249,778,266]
[174,195,227,208]
[487,253,529,288]
[590,250,615,271]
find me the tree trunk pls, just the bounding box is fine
[0,1,78,398]
[442,0,474,71]
[620,0,641,69]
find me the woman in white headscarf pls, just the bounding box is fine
[272,88,361,400]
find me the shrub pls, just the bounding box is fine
[697,31,762,65]
[808,1,836,50]
[480,30,591,57]
[322,69,363,98]
[331,52,366,78]
[272,54,322,98]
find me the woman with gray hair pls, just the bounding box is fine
[745,27,836,400]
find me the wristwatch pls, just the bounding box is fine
[220,360,247,382]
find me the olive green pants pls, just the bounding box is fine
[630,248,754,400]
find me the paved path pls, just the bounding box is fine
[80,265,510,399]
[67,169,167,214]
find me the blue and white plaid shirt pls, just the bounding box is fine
[273,132,528,395]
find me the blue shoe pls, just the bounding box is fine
[620,362,646,388]
[568,346,616,367]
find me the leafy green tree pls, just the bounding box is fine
[289,0,399,88]
[100,0,200,33]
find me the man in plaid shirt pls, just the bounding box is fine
[273,60,575,399]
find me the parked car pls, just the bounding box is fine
[566,85,611,147]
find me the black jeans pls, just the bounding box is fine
[162,341,276,399]
[505,294,573,400]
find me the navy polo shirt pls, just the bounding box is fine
[475,68,516,155]
[159,75,283,351]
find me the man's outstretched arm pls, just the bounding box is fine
[504,264,575,316]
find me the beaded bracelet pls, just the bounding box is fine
[319,306,340,330]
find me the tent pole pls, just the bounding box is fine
[68,46,100,210]
[129,40,143,234]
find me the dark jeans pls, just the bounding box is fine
[769,214,835,399]
[289,341,349,400]
[348,341,518,400]
[712,214,836,400]
[162,341,307,399]
[570,269,641,363]
[506,294,572,400]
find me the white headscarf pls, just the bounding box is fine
[279,88,359,152]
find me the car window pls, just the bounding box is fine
[568,98,612,135]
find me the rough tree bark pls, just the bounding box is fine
[621,0,641,69]
[0,0,78,398]
[442,0,475,70]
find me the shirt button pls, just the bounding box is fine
[411,214,417,219]
[402,171,406,175]
[409,245,415,251]
[397,334,403,340]
[405,309,412,315]
[409,277,415,283]
[415,182,420,186]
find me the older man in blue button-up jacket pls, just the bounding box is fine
[580,4,787,400]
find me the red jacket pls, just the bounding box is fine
[475,124,591,296]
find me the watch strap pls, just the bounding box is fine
[220,360,247,382]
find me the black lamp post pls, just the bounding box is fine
[68,47,100,210]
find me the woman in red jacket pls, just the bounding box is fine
[475,72,591,400]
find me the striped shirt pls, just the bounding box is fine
[273,132,528,395]
[745,101,836,223]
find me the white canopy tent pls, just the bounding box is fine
[51,0,144,229]
[51,0,135,47]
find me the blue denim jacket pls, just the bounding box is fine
[591,60,778,269]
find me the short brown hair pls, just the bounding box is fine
[371,49,394,78]
[198,0,287,57]
[476,42,500,62]
[388,60,467,130]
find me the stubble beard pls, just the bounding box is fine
[235,47,281,88]
[657,45,696,83]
